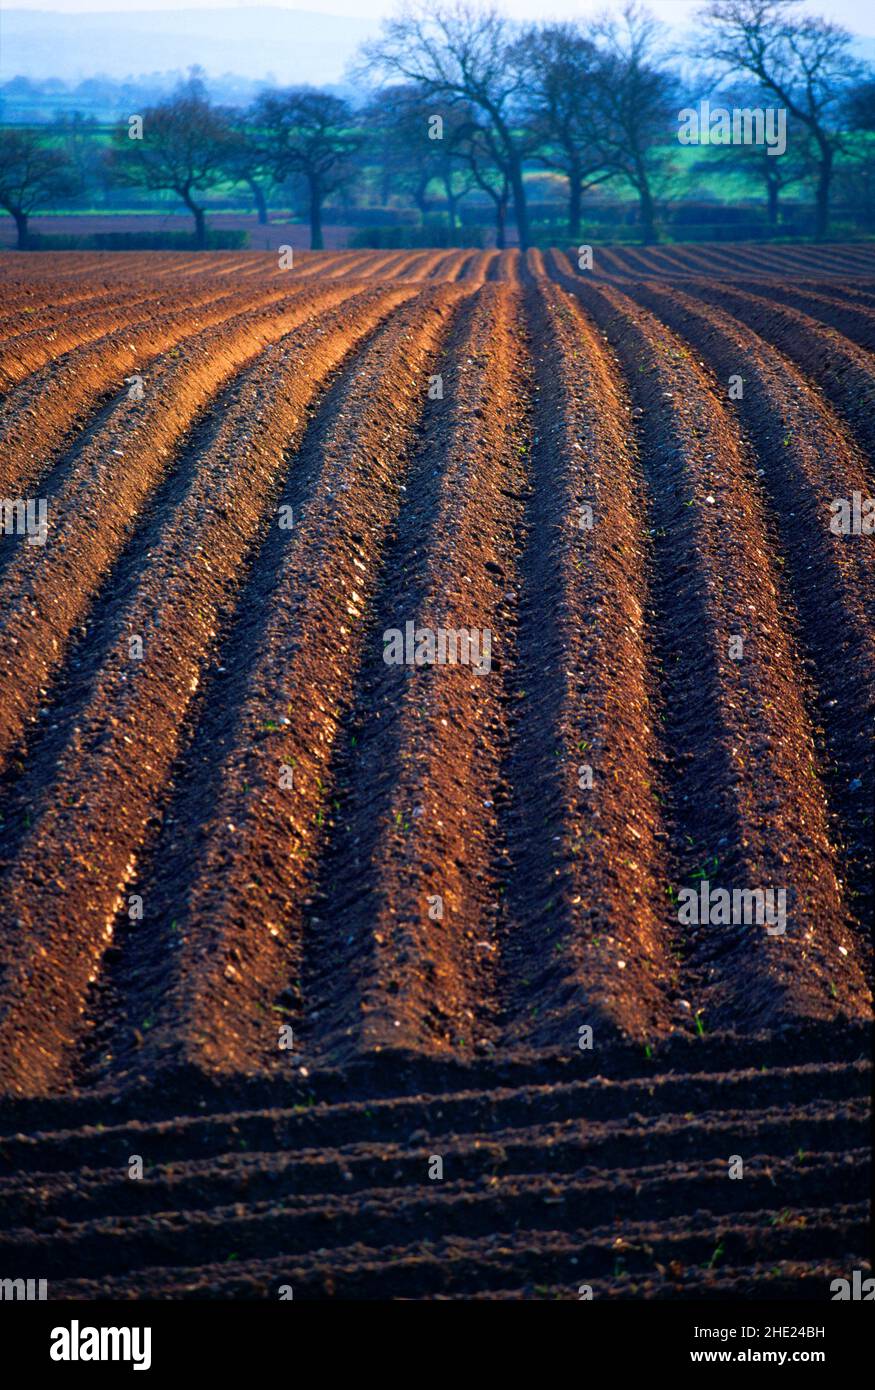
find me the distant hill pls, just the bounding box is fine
[0,6,381,85]
[1,6,872,102]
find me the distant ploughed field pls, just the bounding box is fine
[0,244,871,1299]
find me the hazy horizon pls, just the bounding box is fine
[3,0,874,23]
[2,1,874,87]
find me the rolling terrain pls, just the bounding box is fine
[0,242,872,1298]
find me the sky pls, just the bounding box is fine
[4,0,874,27]
[3,1,872,88]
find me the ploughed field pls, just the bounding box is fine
[0,242,871,1299]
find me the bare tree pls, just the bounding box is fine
[363,86,475,230]
[514,23,613,239]
[0,128,79,248]
[255,88,363,249]
[702,89,811,226]
[358,2,534,248]
[224,112,276,225]
[834,78,875,231]
[56,112,110,207]
[592,3,678,245]
[363,85,436,214]
[430,100,479,233]
[111,80,234,248]
[697,0,862,238]
[451,117,511,247]
[844,77,875,134]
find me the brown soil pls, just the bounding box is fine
[0,245,870,1300]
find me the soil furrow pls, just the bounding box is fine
[0,1150,865,1279]
[0,282,364,788]
[0,1055,866,1168]
[0,276,285,393]
[434,1259,871,1300]
[494,269,674,1047]
[2,1099,864,1227]
[0,281,316,497]
[0,283,190,353]
[675,278,875,468]
[71,281,471,1090]
[619,279,875,942]
[45,1205,868,1300]
[299,282,529,1063]
[722,279,875,350]
[0,247,868,1300]
[548,250,871,1032]
[0,286,417,1098]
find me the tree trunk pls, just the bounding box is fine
[247,177,268,226]
[638,179,657,244]
[309,177,324,251]
[508,153,529,251]
[815,145,833,240]
[567,164,582,240]
[446,189,458,234]
[182,192,207,249]
[413,177,431,220]
[495,192,507,250]
[13,208,28,249]
[766,177,779,227]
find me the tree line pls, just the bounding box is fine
[2,0,874,251]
